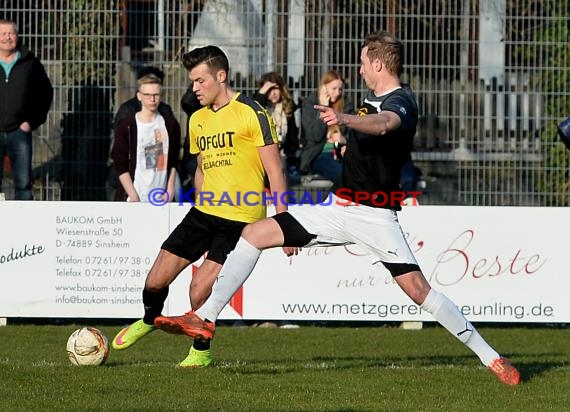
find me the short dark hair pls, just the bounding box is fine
[363,31,404,76]
[137,66,165,82]
[182,45,229,76]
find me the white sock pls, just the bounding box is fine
[421,289,500,366]
[195,237,261,322]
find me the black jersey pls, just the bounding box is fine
[332,85,418,210]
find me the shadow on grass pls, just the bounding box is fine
[103,348,569,387]
[211,353,478,375]
[513,359,569,383]
[206,352,569,385]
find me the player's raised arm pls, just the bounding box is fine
[314,104,401,136]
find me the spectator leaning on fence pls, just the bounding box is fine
[0,18,53,200]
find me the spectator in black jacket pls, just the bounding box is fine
[111,73,180,202]
[0,18,53,200]
[109,66,175,198]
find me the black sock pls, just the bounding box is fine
[193,338,211,351]
[142,287,169,324]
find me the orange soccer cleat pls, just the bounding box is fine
[487,357,521,386]
[154,311,215,340]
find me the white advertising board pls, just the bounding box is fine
[0,202,167,318]
[0,202,567,323]
[239,206,561,323]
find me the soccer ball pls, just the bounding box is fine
[66,327,110,366]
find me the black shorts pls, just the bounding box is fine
[273,212,316,247]
[161,207,248,264]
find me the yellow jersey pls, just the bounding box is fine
[189,92,279,223]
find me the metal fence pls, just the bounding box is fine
[1,0,569,205]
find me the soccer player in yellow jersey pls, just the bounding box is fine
[112,45,288,368]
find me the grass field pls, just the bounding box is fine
[1,322,568,411]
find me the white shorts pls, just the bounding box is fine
[287,194,418,265]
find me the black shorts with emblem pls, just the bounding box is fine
[161,207,248,264]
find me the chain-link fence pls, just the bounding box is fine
[1,0,568,205]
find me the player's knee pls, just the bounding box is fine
[241,223,256,240]
[408,287,430,306]
[241,221,273,248]
[393,270,430,305]
[144,280,168,293]
[144,270,171,291]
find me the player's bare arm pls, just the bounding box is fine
[258,144,288,214]
[314,104,401,136]
[194,154,204,198]
[257,144,298,256]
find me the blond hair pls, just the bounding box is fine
[319,70,345,136]
[137,73,162,90]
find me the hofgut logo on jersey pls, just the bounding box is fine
[195,131,235,151]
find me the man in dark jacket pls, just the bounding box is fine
[0,18,53,200]
[108,66,175,198]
